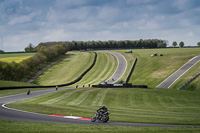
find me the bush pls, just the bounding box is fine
[0,43,68,81]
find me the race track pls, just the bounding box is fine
[157,56,200,88]
[104,51,127,84]
[0,52,199,127]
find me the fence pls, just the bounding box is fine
[178,73,200,90]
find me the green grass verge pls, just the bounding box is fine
[0,120,200,133]
[169,61,200,91]
[1,120,200,133]
[7,87,200,125]
[183,76,200,91]
[34,52,94,86]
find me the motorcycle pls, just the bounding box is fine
[91,110,110,123]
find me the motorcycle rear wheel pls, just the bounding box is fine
[102,115,109,123]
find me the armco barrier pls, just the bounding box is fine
[125,58,137,84]
[92,84,148,88]
[0,52,97,90]
[178,73,200,90]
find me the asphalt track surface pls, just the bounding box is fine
[0,53,199,127]
[157,56,200,88]
[104,51,127,84]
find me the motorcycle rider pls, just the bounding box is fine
[97,105,108,119]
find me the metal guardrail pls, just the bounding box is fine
[125,57,137,84]
[92,84,148,88]
[178,73,200,90]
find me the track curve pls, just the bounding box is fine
[104,51,127,84]
[1,89,199,127]
[0,52,199,127]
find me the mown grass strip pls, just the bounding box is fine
[92,88,112,106]
[70,51,117,86]
[7,87,200,125]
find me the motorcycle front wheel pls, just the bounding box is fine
[91,116,96,122]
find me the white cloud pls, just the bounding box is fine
[42,29,70,41]
[96,6,120,21]
[8,12,39,25]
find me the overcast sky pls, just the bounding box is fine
[0,0,200,52]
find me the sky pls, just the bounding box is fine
[0,0,200,52]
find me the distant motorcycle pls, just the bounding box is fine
[91,110,110,123]
[27,89,31,95]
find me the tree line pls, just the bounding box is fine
[0,43,68,81]
[38,39,167,50]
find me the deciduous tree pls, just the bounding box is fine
[197,42,200,47]
[179,41,184,48]
[172,41,177,47]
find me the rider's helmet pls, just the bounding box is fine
[102,105,105,108]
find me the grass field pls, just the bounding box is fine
[7,87,200,125]
[1,120,200,133]
[34,52,95,86]
[114,48,200,88]
[0,53,35,63]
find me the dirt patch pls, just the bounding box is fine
[151,70,174,79]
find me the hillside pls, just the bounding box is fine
[115,48,200,89]
[33,52,95,86]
